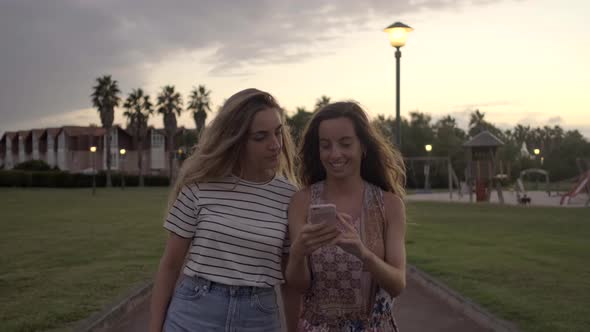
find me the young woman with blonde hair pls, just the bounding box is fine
[286,101,407,331]
[150,88,298,332]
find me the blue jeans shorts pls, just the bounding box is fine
[163,275,282,332]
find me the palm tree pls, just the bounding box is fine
[467,109,503,139]
[123,88,153,186]
[187,85,212,138]
[156,85,183,180]
[468,109,486,135]
[91,75,121,187]
[314,95,331,111]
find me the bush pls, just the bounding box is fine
[13,160,52,171]
[0,171,30,186]
[144,175,170,186]
[0,170,169,187]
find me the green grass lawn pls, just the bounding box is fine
[0,188,169,332]
[405,202,590,332]
[1,188,589,331]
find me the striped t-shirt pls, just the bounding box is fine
[164,175,297,288]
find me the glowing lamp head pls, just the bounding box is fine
[384,22,413,48]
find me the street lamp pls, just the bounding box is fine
[90,146,97,195]
[424,144,432,191]
[119,148,126,190]
[533,148,544,167]
[384,21,413,148]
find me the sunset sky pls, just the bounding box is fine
[1,0,589,137]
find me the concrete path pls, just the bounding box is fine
[407,190,588,207]
[105,277,492,332]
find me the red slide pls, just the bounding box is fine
[560,171,590,205]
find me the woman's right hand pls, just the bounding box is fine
[291,222,340,258]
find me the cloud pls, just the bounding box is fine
[548,116,563,125]
[452,100,521,112]
[0,0,503,133]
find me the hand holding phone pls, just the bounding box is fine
[291,203,340,258]
[308,203,337,226]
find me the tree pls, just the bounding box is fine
[373,115,395,144]
[123,88,153,186]
[156,85,183,180]
[434,115,466,157]
[511,124,531,146]
[467,109,504,139]
[314,95,331,111]
[286,107,313,145]
[91,75,121,187]
[187,85,212,139]
[405,111,435,157]
[468,109,485,134]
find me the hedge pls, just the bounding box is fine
[0,170,169,187]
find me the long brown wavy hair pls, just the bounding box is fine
[168,88,298,208]
[298,101,406,197]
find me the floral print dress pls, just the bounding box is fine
[298,181,399,332]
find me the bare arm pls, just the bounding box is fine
[284,190,312,292]
[281,254,301,332]
[361,192,406,297]
[149,233,192,332]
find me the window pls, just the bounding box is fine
[152,131,164,148]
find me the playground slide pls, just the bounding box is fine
[560,171,590,205]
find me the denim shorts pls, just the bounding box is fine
[163,275,282,332]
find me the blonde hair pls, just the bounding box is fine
[299,101,406,198]
[168,88,298,208]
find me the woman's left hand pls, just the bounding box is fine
[335,213,371,261]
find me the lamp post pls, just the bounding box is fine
[533,148,542,165]
[119,148,126,190]
[533,148,541,189]
[384,21,413,148]
[424,144,432,191]
[90,146,97,195]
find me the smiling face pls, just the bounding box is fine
[318,117,364,180]
[240,107,284,179]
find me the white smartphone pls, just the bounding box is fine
[308,203,337,225]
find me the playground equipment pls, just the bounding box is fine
[517,168,551,200]
[463,131,506,204]
[405,156,462,199]
[515,178,531,205]
[560,158,590,206]
[560,171,590,206]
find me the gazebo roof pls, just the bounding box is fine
[463,130,504,148]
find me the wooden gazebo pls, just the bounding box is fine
[464,131,504,202]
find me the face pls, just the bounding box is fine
[241,108,283,177]
[318,117,364,180]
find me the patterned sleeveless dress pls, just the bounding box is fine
[298,181,399,332]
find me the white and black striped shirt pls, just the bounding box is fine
[164,175,296,288]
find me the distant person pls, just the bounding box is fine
[285,101,407,331]
[150,88,299,332]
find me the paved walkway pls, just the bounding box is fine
[407,190,589,207]
[106,277,492,332]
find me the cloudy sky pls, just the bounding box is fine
[1,0,589,138]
